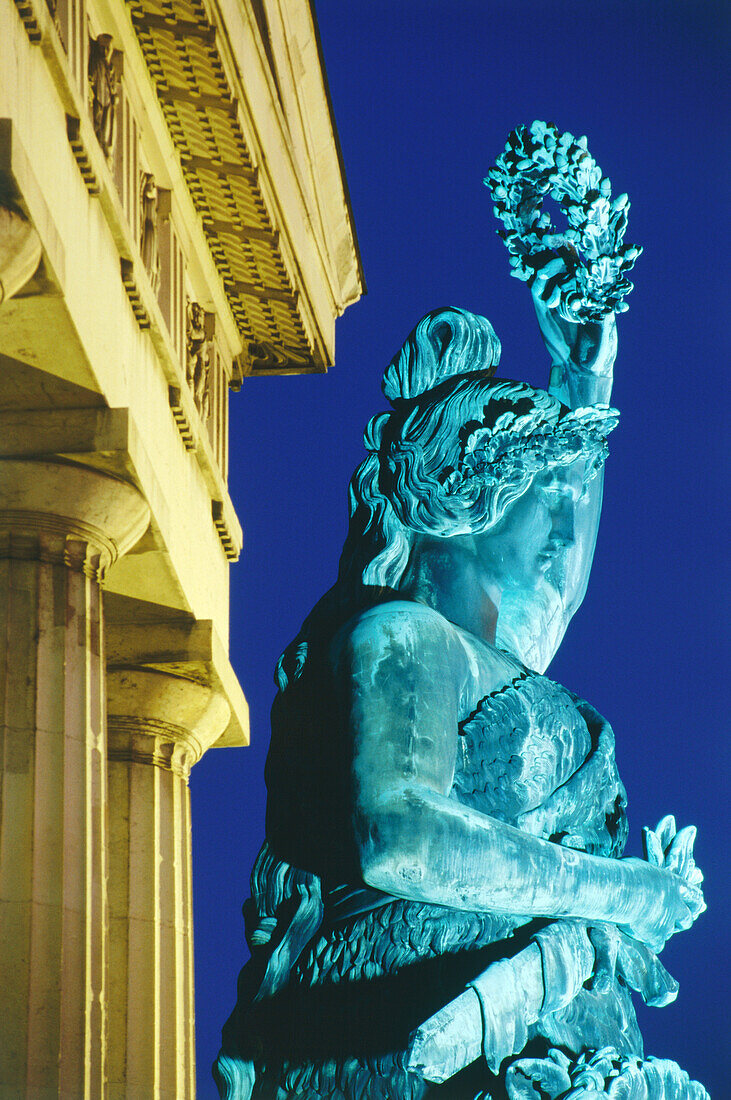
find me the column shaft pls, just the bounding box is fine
[108,737,195,1099]
[0,460,150,1100]
[106,670,229,1100]
[0,554,106,1100]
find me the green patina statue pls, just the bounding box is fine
[216,124,707,1100]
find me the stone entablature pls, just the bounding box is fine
[1,0,363,610]
[127,0,364,377]
[9,0,363,375]
[0,17,244,656]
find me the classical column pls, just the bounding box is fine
[106,668,230,1100]
[0,459,149,1100]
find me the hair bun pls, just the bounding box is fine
[382,307,501,403]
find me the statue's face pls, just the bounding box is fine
[472,456,586,594]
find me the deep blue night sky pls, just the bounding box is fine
[192,3,729,1093]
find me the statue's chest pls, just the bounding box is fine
[451,672,591,822]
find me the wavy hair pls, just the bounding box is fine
[276,307,617,689]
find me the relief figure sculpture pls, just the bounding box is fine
[140,172,160,294]
[88,34,117,158]
[215,124,707,1100]
[187,300,211,421]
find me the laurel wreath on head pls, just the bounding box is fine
[485,121,641,323]
[441,402,618,501]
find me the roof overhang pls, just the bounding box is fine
[128,0,364,378]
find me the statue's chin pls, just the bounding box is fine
[495,581,567,672]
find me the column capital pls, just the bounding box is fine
[0,459,150,579]
[107,668,231,778]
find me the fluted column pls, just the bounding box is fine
[106,668,230,1100]
[0,460,149,1100]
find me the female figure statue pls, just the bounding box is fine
[140,172,160,295]
[216,128,707,1098]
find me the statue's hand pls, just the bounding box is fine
[619,816,705,953]
[531,257,617,377]
[642,815,704,887]
[587,923,679,1007]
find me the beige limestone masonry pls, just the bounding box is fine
[106,669,229,1100]
[0,207,42,303]
[0,460,149,1100]
[1,0,362,1094]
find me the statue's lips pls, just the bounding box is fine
[537,547,565,571]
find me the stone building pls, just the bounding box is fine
[0,0,363,1095]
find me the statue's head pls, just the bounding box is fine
[341,307,618,591]
[141,172,157,200]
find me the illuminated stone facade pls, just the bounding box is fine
[0,1,363,1094]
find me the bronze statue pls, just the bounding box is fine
[215,124,707,1100]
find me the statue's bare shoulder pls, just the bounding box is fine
[329,600,515,717]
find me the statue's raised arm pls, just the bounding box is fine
[533,264,617,406]
[215,125,707,1100]
[484,122,642,667]
[487,121,642,408]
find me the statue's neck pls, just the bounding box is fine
[399,537,500,644]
